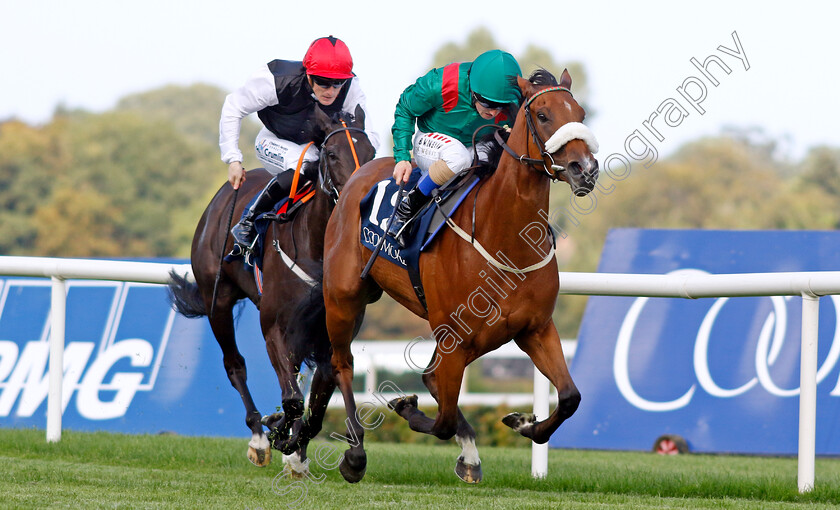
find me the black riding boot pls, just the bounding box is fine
[386,186,432,248]
[230,175,286,253]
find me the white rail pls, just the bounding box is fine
[0,256,193,443]
[555,270,840,493]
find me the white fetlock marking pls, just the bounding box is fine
[455,435,481,466]
[249,432,270,451]
[283,452,309,474]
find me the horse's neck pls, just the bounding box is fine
[312,189,334,232]
[484,135,552,225]
[465,131,553,260]
[297,188,334,255]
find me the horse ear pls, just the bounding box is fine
[314,106,333,132]
[559,68,572,89]
[517,76,534,99]
[352,104,365,129]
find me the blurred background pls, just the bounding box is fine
[2,0,839,341]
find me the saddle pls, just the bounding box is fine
[359,169,481,309]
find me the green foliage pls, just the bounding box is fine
[115,83,261,168]
[546,135,840,337]
[0,35,837,342]
[0,110,219,257]
[0,83,253,258]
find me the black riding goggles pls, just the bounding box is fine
[310,75,348,89]
[472,92,508,110]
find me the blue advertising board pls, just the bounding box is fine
[0,262,280,438]
[551,229,840,455]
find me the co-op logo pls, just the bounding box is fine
[614,269,840,412]
[0,279,171,420]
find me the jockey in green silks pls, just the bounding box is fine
[387,49,522,247]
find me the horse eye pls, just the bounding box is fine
[537,112,548,122]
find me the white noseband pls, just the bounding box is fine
[545,122,599,154]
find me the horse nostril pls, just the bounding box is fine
[582,160,599,184]
[567,161,583,177]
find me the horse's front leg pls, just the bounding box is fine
[326,298,368,483]
[505,323,580,443]
[391,346,480,482]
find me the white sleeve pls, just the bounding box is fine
[341,76,381,152]
[219,65,280,164]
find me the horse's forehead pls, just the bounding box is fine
[539,93,582,119]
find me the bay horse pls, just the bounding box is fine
[168,105,375,473]
[322,70,599,483]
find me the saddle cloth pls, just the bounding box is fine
[224,181,315,288]
[359,169,480,272]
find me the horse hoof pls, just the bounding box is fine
[282,453,310,479]
[247,446,271,467]
[338,450,367,483]
[455,457,483,484]
[502,412,536,435]
[388,394,418,414]
[261,412,284,429]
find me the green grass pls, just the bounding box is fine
[3,427,840,509]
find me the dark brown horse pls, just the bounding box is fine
[168,105,375,473]
[322,70,599,483]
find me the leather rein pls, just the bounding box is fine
[318,124,370,202]
[494,85,574,181]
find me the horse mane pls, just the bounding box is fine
[475,132,504,177]
[529,68,558,87]
[332,109,356,125]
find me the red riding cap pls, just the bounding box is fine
[303,36,354,79]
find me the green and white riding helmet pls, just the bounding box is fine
[468,49,523,107]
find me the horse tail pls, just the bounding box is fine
[166,269,207,318]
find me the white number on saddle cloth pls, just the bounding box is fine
[367,179,400,230]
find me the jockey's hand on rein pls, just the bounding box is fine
[393,160,413,184]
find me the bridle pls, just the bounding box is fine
[318,123,370,202]
[495,85,575,181]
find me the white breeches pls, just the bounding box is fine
[255,127,320,175]
[412,132,474,174]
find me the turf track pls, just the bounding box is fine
[3,428,840,509]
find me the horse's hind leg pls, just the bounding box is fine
[505,323,580,444]
[208,303,271,466]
